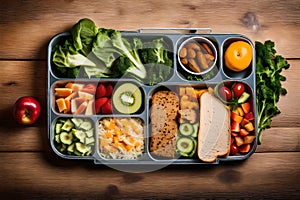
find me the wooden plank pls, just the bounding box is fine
[0,152,299,199]
[0,0,299,59]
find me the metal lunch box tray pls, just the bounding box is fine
[47,28,257,165]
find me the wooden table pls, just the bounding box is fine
[0,0,299,199]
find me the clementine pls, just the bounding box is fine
[224,41,252,72]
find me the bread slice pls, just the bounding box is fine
[198,92,231,162]
[150,91,179,158]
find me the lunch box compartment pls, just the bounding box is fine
[221,37,255,80]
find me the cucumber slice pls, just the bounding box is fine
[75,142,89,154]
[57,118,66,124]
[61,119,74,132]
[67,143,75,153]
[72,129,86,143]
[238,92,250,104]
[85,128,94,138]
[55,123,62,134]
[74,149,83,156]
[176,137,195,155]
[85,137,95,146]
[191,123,199,138]
[79,120,92,131]
[71,118,84,128]
[60,132,73,145]
[55,134,61,143]
[60,143,67,152]
[179,123,194,136]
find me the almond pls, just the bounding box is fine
[201,42,213,55]
[187,48,196,59]
[188,59,201,73]
[179,47,187,58]
[196,51,209,70]
[185,42,201,51]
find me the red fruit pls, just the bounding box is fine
[231,121,240,132]
[235,136,244,147]
[95,97,108,114]
[241,118,250,127]
[230,143,239,155]
[239,128,249,136]
[245,112,255,121]
[232,83,245,98]
[241,102,251,114]
[239,144,251,153]
[105,83,114,97]
[231,111,243,123]
[81,84,96,94]
[96,84,107,98]
[231,132,239,137]
[13,96,41,125]
[102,99,112,114]
[218,86,232,101]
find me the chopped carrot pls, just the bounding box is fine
[56,98,67,113]
[104,132,112,138]
[63,99,71,114]
[55,88,73,97]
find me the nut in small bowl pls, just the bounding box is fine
[178,36,217,76]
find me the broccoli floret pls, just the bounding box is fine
[110,33,146,79]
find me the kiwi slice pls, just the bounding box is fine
[112,83,142,114]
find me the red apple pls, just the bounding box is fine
[13,96,41,125]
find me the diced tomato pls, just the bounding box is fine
[245,112,255,121]
[231,121,240,132]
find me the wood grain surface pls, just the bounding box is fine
[0,0,299,199]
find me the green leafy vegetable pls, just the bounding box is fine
[52,18,173,84]
[139,38,173,85]
[255,40,290,144]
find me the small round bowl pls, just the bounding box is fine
[177,36,217,76]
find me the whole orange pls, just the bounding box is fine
[224,41,253,72]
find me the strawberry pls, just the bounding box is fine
[102,99,112,114]
[95,97,108,114]
[105,83,114,97]
[96,83,107,99]
[81,84,96,95]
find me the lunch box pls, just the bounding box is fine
[47,28,257,166]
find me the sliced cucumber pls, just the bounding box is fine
[61,119,74,132]
[79,120,92,131]
[179,123,194,136]
[67,143,75,153]
[55,134,61,143]
[75,142,89,155]
[72,129,86,143]
[238,92,250,104]
[85,128,94,138]
[60,132,73,145]
[60,143,67,152]
[191,123,199,138]
[85,137,95,146]
[54,118,94,156]
[71,118,84,128]
[177,137,194,155]
[55,123,62,134]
